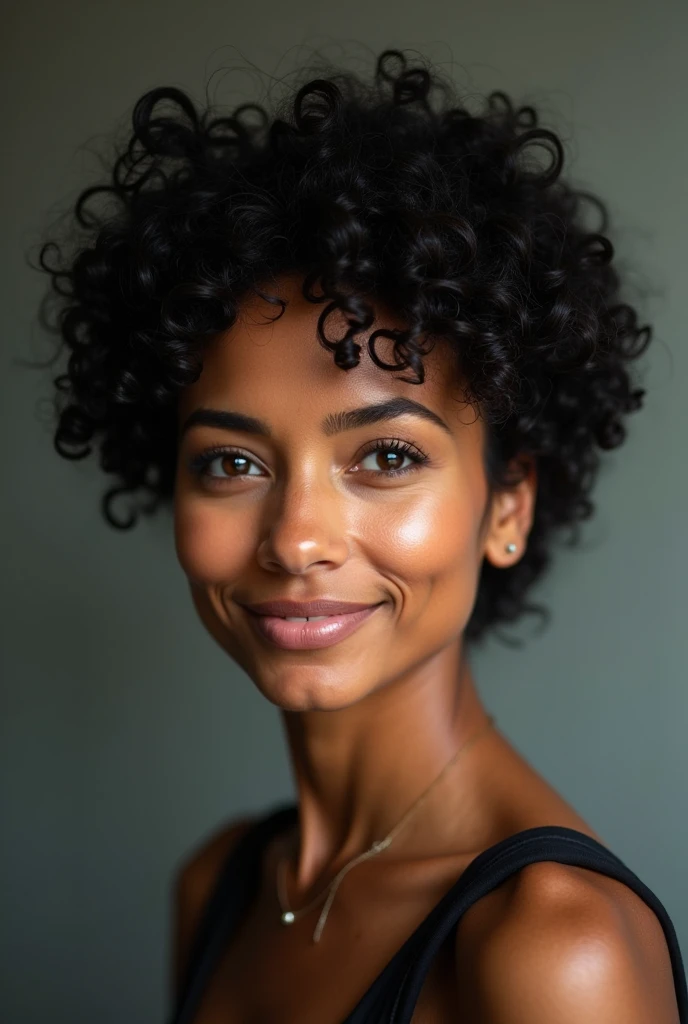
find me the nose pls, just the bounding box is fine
[255,473,350,575]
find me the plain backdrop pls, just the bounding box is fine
[2,2,687,1022]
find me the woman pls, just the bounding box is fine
[37,49,686,1023]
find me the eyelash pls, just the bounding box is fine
[187,438,431,486]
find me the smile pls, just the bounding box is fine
[244,605,382,650]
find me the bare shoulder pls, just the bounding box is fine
[171,815,256,1000]
[454,858,680,1023]
[173,815,256,908]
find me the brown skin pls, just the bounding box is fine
[172,273,679,1022]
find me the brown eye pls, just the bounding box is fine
[355,439,430,477]
[218,454,252,477]
[189,447,264,481]
[365,449,408,472]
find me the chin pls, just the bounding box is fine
[250,665,374,713]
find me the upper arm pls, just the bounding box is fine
[170,817,255,1003]
[455,864,681,1023]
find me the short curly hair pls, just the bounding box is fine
[35,48,652,647]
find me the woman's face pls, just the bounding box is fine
[174,273,526,711]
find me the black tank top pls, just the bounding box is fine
[169,802,688,1023]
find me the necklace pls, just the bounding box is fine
[276,714,496,943]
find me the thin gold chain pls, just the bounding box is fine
[276,714,496,943]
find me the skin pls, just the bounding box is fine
[172,272,680,1023]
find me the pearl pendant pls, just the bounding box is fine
[281,911,295,925]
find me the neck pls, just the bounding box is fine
[279,641,494,892]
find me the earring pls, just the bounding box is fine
[505,542,517,553]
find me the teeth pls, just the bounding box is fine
[283,615,329,622]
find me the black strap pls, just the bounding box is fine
[169,804,298,1024]
[383,826,688,1023]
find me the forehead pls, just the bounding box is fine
[177,273,479,435]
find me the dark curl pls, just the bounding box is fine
[34,49,652,646]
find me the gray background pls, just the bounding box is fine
[2,2,686,1022]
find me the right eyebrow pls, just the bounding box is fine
[180,408,271,439]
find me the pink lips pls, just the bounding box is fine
[245,605,381,650]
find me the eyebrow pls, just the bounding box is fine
[180,397,453,439]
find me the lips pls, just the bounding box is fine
[237,596,386,650]
[241,598,381,617]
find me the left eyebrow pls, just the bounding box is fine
[322,397,453,437]
[180,397,453,439]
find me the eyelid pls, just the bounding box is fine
[357,436,429,460]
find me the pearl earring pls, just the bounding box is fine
[505,542,517,553]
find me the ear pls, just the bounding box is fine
[482,456,537,569]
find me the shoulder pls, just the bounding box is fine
[454,859,680,1023]
[171,815,256,999]
[173,815,256,908]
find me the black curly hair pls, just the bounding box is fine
[34,48,652,647]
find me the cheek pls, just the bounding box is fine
[367,483,483,584]
[363,471,487,647]
[174,501,255,584]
